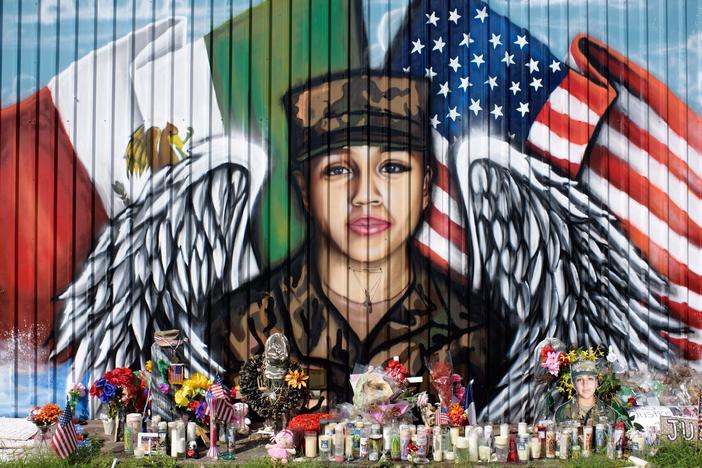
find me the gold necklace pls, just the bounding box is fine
[349,266,383,314]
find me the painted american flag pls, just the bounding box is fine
[50,402,78,460]
[386,0,610,281]
[388,0,702,363]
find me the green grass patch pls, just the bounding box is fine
[648,439,702,467]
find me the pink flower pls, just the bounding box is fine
[451,374,462,383]
[541,351,561,376]
[455,386,465,403]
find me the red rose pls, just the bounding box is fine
[540,345,556,363]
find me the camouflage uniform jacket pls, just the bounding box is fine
[555,397,617,425]
[208,251,507,407]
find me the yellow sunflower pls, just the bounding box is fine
[285,369,309,389]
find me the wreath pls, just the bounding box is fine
[239,355,307,419]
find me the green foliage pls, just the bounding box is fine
[649,440,702,467]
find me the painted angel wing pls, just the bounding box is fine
[454,136,683,422]
[52,135,267,386]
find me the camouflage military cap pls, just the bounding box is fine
[285,72,429,161]
[571,360,598,381]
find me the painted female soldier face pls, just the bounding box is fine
[295,145,430,264]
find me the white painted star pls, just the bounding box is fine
[509,81,521,95]
[411,38,425,54]
[484,75,498,90]
[501,51,515,67]
[437,81,451,98]
[488,33,502,49]
[517,101,530,117]
[458,76,471,91]
[514,35,528,49]
[448,56,461,72]
[471,53,485,68]
[402,66,410,73]
[474,6,488,23]
[425,67,437,81]
[468,98,482,116]
[490,104,503,120]
[529,77,543,92]
[526,57,540,74]
[430,114,441,129]
[447,106,461,121]
[549,60,562,73]
[432,36,446,53]
[425,11,439,27]
[448,8,461,24]
[459,33,474,47]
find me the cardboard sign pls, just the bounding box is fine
[659,416,698,442]
[629,406,697,430]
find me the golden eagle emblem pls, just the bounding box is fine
[124,122,193,177]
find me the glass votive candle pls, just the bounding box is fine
[517,433,530,461]
[494,435,509,463]
[530,436,542,459]
[478,444,491,462]
[455,436,470,462]
[305,431,318,458]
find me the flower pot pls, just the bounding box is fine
[102,417,115,435]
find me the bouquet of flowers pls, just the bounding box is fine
[351,362,416,424]
[89,367,148,418]
[426,351,455,410]
[174,372,212,423]
[27,403,61,430]
[68,382,86,412]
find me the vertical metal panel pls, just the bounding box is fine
[0,0,701,422]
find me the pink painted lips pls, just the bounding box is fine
[348,216,391,235]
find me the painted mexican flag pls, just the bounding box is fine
[0,0,365,353]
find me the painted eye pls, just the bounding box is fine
[380,162,410,174]
[325,165,352,176]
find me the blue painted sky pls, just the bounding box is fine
[2,0,701,112]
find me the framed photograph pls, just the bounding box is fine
[137,432,160,455]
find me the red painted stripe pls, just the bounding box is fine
[414,238,467,285]
[434,159,461,201]
[526,141,582,178]
[534,101,593,146]
[607,109,702,199]
[427,205,468,254]
[589,145,702,247]
[559,70,613,117]
[660,296,702,329]
[571,34,702,156]
[621,220,702,296]
[0,88,109,359]
[660,332,702,361]
[414,238,450,274]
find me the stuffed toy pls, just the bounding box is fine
[265,429,296,464]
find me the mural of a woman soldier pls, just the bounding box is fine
[208,72,505,405]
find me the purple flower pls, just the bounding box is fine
[158,383,169,394]
[100,382,116,403]
[195,401,207,420]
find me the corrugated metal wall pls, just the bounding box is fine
[1,0,701,421]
